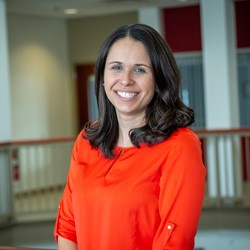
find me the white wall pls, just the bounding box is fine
[0,0,12,141]
[68,12,138,64]
[6,12,138,140]
[8,14,77,139]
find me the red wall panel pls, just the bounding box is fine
[163,1,250,52]
[163,5,202,52]
[235,0,250,48]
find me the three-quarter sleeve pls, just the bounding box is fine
[54,134,81,244]
[153,132,206,250]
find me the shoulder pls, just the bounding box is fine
[161,127,202,157]
[169,127,200,145]
[74,130,90,149]
[160,128,205,174]
[73,129,102,161]
[147,128,201,159]
[72,130,93,156]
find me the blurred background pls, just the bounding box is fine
[0,0,249,249]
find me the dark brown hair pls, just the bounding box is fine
[84,23,194,158]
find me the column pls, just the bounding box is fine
[200,0,239,129]
[0,0,13,224]
[200,0,242,203]
[0,0,12,141]
[138,7,164,36]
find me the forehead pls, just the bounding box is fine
[107,37,149,59]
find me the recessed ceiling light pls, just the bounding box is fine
[64,8,78,15]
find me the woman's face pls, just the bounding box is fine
[103,37,155,120]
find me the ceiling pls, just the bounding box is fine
[6,0,199,19]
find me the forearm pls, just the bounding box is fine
[58,236,77,250]
[154,133,206,249]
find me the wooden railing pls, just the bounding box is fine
[0,128,250,225]
[0,247,55,250]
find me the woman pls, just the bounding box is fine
[55,23,206,250]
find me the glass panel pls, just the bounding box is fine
[238,51,250,127]
[87,75,99,122]
[175,54,206,128]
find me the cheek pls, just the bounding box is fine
[147,82,155,96]
[103,70,116,84]
[148,91,155,104]
[103,84,114,102]
[103,69,111,84]
[147,84,156,102]
[103,73,108,84]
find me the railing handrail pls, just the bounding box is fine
[0,136,76,147]
[1,127,250,147]
[0,247,55,250]
[194,127,250,135]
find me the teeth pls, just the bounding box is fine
[117,91,137,99]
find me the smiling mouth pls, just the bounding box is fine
[117,91,138,99]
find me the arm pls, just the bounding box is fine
[153,131,206,250]
[58,236,77,250]
[54,133,83,246]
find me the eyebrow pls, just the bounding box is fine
[108,61,151,69]
[108,61,121,65]
[135,63,151,69]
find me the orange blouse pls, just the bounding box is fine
[54,127,206,250]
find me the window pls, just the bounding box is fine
[238,50,250,127]
[175,53,206,128]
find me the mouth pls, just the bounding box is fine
[116,91,138,99]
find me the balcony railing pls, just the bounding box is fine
[0,128,250,225]
[0,137,75,224]
[0,247,54,250]
[196,128,250,207]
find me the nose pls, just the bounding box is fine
[119,69,134,86]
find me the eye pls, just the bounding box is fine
[134,67,146,73]
[111,64,122,71]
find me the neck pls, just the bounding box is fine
[116,113,145,147]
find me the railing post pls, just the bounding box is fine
[232,135,243,201]
[0,148,14,225]
[218,134,243,204]
[206,136,220,205]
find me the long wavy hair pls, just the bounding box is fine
[84,23,194,158]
